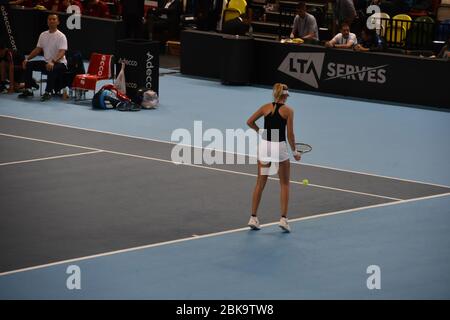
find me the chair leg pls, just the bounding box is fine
[40,73,43,96]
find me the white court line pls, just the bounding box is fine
[297,162,450,190]
[299,182,400,201]
[0,132,402,201]
[1,192,448,278]
[0,133,100,152]
[1,114,448,189]
[0,151,103,167]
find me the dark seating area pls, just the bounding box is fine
[248,1,332,40]
[246,1,449,55]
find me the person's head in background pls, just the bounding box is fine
[273,83,289,103]
[297,1,307,19]
[340,22,351,39]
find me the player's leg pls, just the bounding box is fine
[249,161,270,229]
[278,159,291,232]
[252,161,270,214]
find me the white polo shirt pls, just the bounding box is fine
[330,32,357,46]
[36,29,68,65]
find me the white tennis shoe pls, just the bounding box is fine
[279,217,291,232]
[248,216,260,230]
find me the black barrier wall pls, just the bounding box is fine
[221,35,254,85]
[181,30,450,109]
[254,39,450,108]
[180,30,223,79]
[9,7,125,59]
[116,39,160,100]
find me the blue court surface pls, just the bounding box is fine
[0,70,449,300]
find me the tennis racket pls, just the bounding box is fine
[295,143,312,154]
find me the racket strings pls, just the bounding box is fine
[296,143,312,153]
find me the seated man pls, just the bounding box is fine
[354,26,384,52]
[325,23,357,49]
[290,1,319,41]
[19,14,68,101]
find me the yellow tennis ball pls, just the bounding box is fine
[302,179,309,185]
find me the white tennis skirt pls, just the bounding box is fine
[258,140,290,163]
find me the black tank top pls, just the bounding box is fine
[263,103,287,142]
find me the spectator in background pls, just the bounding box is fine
[290,1,319,41]
[84,0,111,19]
[354,26,384,52]
[325,23,357,49]
[335,0,357,26]
[121,0,145,38]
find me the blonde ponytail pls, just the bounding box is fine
[272,83,288,114]
[273,83,289,101]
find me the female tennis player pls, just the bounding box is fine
[246,83,301,232]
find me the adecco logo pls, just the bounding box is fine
[97,55,107,77]
[278,52,388,88]
[1,5,17,51]
[145,51,154,89]
[117,58,138,67]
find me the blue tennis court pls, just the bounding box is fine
[0,69,449,299]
